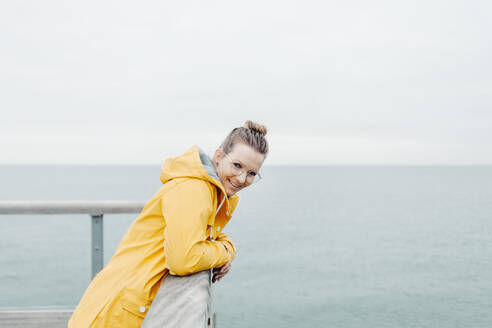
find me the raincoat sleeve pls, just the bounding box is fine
[161,179,234,276]
[216,232,236,257]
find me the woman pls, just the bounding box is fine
[69,121,269,327]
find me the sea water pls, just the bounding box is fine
[0,165,491,328]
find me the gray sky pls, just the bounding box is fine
[1,0,491,164]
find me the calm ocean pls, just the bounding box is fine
[1,165,491,327]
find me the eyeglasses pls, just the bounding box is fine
[223,151,262,184]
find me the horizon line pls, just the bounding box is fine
[1,163,491,167]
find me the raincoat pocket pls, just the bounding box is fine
[118,288,151,327]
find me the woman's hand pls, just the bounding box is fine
[212,261,231,283]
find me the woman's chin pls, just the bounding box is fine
[225,188,237,196]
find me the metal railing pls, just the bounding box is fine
[0,200,145,278]
[0,200,219,327]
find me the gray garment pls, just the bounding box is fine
[141,270,212,328]
[197,147,220,182]
[198,147,229,201]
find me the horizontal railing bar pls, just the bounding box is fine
[0,201,145,215]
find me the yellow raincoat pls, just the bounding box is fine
[69,146,239,327]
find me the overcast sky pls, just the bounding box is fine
[1,0,491,165]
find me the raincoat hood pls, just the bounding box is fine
[160,145,239,212]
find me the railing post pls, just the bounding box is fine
[91,214,104,278]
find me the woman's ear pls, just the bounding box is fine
[214,149,223,161]
[213,149,223,166]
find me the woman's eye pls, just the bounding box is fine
[234,163,242,169]
[248,171,257,177]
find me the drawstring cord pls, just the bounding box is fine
[208,193,225,326]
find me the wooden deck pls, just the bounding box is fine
[0,311,217,327]
[0,310,72,327]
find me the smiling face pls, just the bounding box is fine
[213,142,265,196]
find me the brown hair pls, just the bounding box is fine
[220,120,269,157]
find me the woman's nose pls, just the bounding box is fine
[236,171,248,184]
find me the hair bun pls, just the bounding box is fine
[243,120,268,136]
